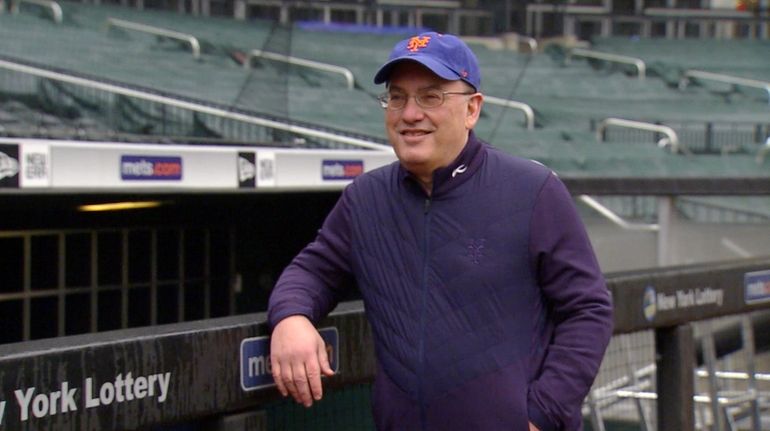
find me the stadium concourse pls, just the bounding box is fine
[0,1,769,430]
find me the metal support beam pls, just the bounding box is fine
[742,315,762,431]
[702,323,725,431]
[656,324,695,431]
[657,196,675,266]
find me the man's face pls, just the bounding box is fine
[384,62,482,183]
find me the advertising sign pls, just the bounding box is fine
[322,160,364,181]
[20,143,51,187]
[745,269,770,304]
[238,152,256,188]
[240,327,339,391]
[120,155,183,181]
[640,285,724,323]
[257,151,276,187]
[0,144,20,188]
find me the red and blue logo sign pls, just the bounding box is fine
[121,155,182,181]
[322,160,364,180]
[745,270,770,304]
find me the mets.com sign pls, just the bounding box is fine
[121,155,182,181]
[745,270,770,304]
[240,328,339,391]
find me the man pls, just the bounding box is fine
[268,32,613,431]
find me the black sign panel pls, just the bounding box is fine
[0,303,373,430]
[0,144,20,188]
[238,152,256,188]
[609,258,770,333]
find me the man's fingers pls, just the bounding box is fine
[280,365,299,402]
[269,317,334,407]
[318,341,335,377]
[306,361,324,402]
[271,361,288,397]
[291,362,313,407]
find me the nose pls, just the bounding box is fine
[400,96,425,123]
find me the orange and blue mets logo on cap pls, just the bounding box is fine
[373,32,481,91]
[406,35,431,52]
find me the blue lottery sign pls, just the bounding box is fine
[240,327,339,391]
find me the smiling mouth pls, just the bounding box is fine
[400,130,430,137]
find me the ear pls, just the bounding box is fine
[464,93,483,130]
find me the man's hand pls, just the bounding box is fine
[270,315,335,407]
[528,422,541,431]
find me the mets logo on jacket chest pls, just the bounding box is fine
[466,239,486,265]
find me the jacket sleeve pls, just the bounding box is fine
[267,186,355,330]
[526,173,614,431]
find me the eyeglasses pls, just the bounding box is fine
[378,89,476,110]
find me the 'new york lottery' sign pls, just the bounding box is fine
[0,371,171,426]
[240,327,339,391]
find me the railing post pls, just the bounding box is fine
[701,323,725,431]
[657,196,674,266]
[655,324,695,431]
[741,315,762,431]
[705,121,713,153]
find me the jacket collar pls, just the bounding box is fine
[400,130,485,196]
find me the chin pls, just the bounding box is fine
[396,150,430,167]
[399,158,432,177]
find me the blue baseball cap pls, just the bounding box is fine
[374,32,481,91]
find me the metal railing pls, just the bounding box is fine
[0,57,391,151]
[518,35,538,52]
[526,4,610,38]
[9,0,62,23]
[376,0,459,7]
[757,137,770,165]
[568,48,646,80]
[592,118,768,155]
[590,315,770,431]
[106,17,201,59]
[679,70,770,103]
[243,50,356,90]
[484,96,535,130]
[526,4,768,40]
[578,195,659,232]
[2,256,769,430]
[644,7,757,19]
[597,117,684,154]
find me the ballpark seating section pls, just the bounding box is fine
[2,2,769,224]
[2,2,769,167]
[2,3,770,431]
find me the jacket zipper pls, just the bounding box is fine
[418,196,431,430]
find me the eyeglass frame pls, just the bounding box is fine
[377,89,478,110]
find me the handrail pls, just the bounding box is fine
[526,4,609,14]
[568,48,646,80]
[376,0,460,7]
[696,369,770,382]
[578,195,659,232]
[518,35,538,52]
[10,0,63,23]
[244,49,355,90]
[644,7,754,19]
[483,96,535,130]
[597,117,684,154]
[757,137,770,165]
[0,58,392,151]
[106,17,201,59]
[679,69,770,103]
